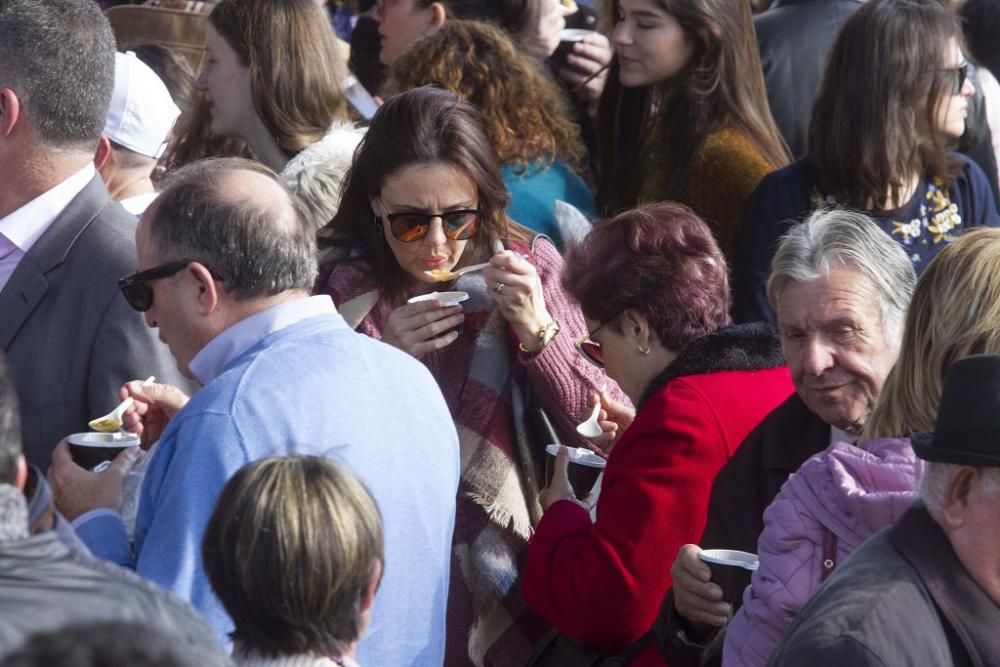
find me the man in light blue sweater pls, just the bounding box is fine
[49,158,460,667]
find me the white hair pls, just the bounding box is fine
[767,208,917,341]
[920,461,1000,519]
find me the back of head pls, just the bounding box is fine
[0,0,115,152]
[202,456,384,658]
[148,158,317,301]
[864,228,1000,438]
[0,354,21,487]
[320,86,514,300]
[767,208,917,339]
[209,0,348,156]
[562,202,730,351]
[0,621,219,667]
[388,20,584,169]
[808,0,962,209]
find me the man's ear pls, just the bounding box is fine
[13,455,27,491]
[0,89,22,140]
[360,559,383,614]
[939,465,977,530]
[189,262,222,316]
[428,2,447,28]
[94,135,114,174]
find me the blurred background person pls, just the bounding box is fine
[725,227,1000,665]
[752,0,861,158]
[754,0,999,189]
[524,203,793,666]
[96,51,181,215]
[735,0,1000,324]
[191,0,363,229]
[374,0,612,159]
[389,20,596,248]
[203,456,383,667]
[319,87,615,665]
[595,0,790,262]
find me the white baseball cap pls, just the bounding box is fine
[103,51,181,159]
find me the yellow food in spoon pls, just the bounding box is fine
[89,417,122,432]
[425,269,456,281]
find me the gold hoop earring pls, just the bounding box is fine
[638,345,650,355]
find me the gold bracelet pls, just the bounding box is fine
[519,320,560,357]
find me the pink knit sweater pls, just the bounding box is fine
[323,236,624,665]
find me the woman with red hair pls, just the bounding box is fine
[523,203,794,664]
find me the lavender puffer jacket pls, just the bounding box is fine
[721,437,922,667]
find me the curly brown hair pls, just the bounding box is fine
[388,20,586,172]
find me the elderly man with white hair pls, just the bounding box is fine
[770,353,1000,665]
[659,208,916,663]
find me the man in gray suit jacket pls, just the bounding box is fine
[0,0,189,465]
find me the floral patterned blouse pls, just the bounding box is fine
[733,154,1000,324]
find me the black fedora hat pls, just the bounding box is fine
[912,354,1000,467]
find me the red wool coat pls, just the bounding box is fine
[523,325,794,666]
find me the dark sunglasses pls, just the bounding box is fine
[118,260,194,312]
[576,316,618,368]
[943,62,970,95]
[380,201,482,243]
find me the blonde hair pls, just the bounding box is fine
[202,456,383,658]
[864,228,1000,439]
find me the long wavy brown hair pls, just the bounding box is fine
[388,20,585,172]
[808,0,963,211]
[596,0,789,214]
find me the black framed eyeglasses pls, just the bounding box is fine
[379,199,482,243]
[118,260,193,312]
[943,62,970,95]
[576,316,619,368]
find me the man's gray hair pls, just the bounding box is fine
[767,208,916,338]
[920,461,1000,520]
[149,158,318,301]
[0,0,115,151]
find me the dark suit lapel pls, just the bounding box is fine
[0,176,110,350]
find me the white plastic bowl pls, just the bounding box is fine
[407,291,470,307]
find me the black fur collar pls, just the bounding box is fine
[639,323,786,408]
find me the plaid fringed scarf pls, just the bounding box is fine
[327,258,549,666]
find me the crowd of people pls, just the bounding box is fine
[0,0,999,666]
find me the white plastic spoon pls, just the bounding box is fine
[88,376,155,432]
[576,402,603,438]
[576,385,607,438]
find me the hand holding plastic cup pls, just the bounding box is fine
[697,549,759,607]
[544,444,605,498]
